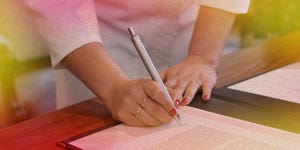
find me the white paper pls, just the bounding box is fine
[229,61,300,104]
[70,106,300,150]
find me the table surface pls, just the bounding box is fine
[1,32,300,150]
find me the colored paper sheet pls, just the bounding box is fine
[229,61,300,104]
[69,106,300,149]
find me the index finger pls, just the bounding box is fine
[143,81,176,116]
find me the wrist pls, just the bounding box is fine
[185,54,219,70]
[100,75,129,110]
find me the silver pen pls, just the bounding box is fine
[128,27,182,125]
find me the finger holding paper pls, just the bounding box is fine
[161,6,235,105]
[160,56,217,105]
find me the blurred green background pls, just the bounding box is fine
[238,0,300,42]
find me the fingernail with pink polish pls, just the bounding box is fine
[169,108,176,116]
[175,99,181,108]
[181,98,188,105]
[203,95,209,101]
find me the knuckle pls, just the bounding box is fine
[150,105,162,115]
[154,88,165,99]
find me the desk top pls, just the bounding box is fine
[1,32,300,149]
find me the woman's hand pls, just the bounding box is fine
[104,78,178,127]
[160,55,217,105]
[62,43,178,127]
[161,6,236,105]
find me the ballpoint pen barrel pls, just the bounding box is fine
[128,27,182,125]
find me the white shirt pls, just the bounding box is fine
[26,0,250,109]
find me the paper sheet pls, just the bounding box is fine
[229,61,300,104]
[70,107,300,150]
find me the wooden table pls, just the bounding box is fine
[1,32,300,149]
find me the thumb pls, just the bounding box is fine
[159,70,167,82]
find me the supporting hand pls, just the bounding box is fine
[160,56,217,105]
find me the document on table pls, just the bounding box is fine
[68,106,300,150]
[229,61,300,104]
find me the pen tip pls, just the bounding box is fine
[174,114,183,126]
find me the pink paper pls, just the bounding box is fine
[229,61,300,104]
[70,107,300,150]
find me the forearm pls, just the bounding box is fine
[62,42,128,106]
[187,6,236,69]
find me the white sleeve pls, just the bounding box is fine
[25,0,103,68]
[199,0,251,14]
